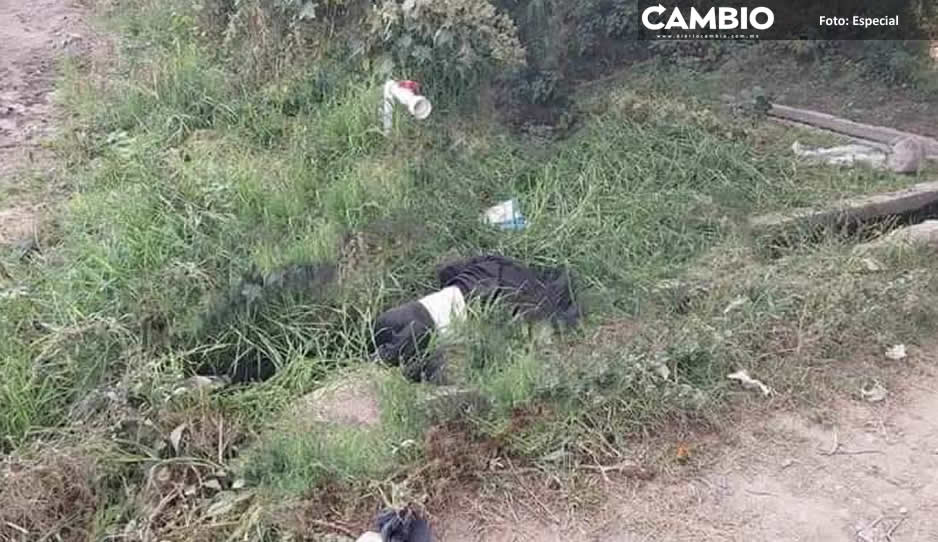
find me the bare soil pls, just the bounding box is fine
[713,49,938,139]
[0,0,93,245]
[440,356,938,541]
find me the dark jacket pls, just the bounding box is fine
[372,254,580,382]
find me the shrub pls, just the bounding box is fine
[211,0,526,89]
[364,0,526,84]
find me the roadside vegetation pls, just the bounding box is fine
[2,0,938,539]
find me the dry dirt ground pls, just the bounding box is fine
[3,2,938,541]
[0,0,94,245]
[441,359,938,542]
[702,46,938,140]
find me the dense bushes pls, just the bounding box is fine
[167,0,640,92]
[203,0,526,88]
[367,0,526,79]
[140,0,938,121]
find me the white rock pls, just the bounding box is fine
[887,137,925,174]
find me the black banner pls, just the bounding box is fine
[635,0,937,40]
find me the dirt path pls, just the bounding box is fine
[0,0,92,245]
[441,358,938,541]
[710,50,938,140]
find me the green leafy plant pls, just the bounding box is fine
[364,0,526,83]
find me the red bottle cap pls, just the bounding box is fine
[397,80,421,94]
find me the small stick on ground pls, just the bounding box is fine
[833,449,886,456]
[580,462,655,481]
[886,516,906,541]
[4,521,28,535]
[745,489,777,497]
[506,457,560,525]
[143,488,180,541]
[309,519,357,539]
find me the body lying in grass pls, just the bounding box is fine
[188,255,579,384]
[372,254,581,383]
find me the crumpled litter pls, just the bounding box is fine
[885,344,907,361]
[792,141,887,168]
[792,137,926,173]
[727,369,774,396]
[482,199,527,230]
[651,361,670,380]
[860,257,884,272]
[171,374,229,396]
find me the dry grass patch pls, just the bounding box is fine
[0,443,102,542]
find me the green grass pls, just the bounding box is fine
[3,2,938,539]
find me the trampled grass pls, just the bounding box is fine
[3,1,938,538]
